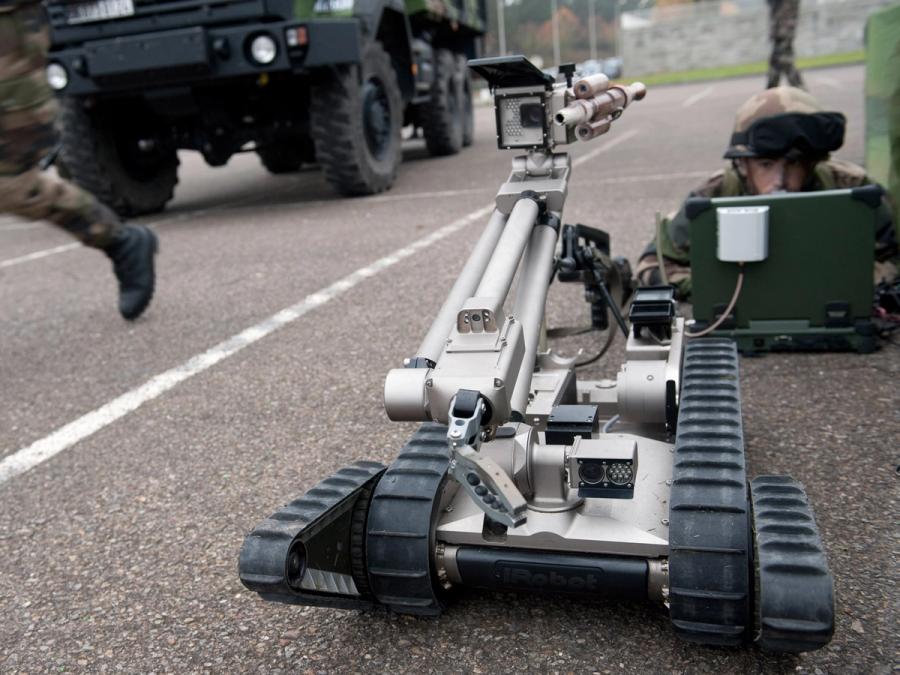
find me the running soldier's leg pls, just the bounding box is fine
[2,2,157,319]
[0,3,122,247]
[0,167,124,247]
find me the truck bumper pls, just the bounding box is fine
[48,19,361,97]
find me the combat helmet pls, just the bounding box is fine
[724,87,846,160]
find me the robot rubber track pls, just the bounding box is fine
[237,56,834,650]
[239,340,834,652]
[238,461,386,609]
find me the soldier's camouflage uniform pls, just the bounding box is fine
[0,0,122,247]
[635,160,899,300]
[638,86,898,299]
[766,0,804,89]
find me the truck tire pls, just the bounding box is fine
[257,147,303,174]
[56,99,178,217]
[421,49,464,156]
[458,54,474,147]
[257,135,315,174]
[309,42,402,196]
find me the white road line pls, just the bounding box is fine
[0,222,41,232]
[0,130,638,270]
[814,76,840,90]
[0,132,637,486]
[340,187,486,204]
[682,85,715,108]
[0,199,261,268]
[182,159,699,221]
[0,207,491,485]
[594,170,710,184]
[0,190,490,267]
[0,243,81,269]
[572,128,638,166]
[212,187,493,217]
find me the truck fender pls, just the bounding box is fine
[371,4,415,103]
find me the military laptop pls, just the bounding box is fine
[687,186,881,353]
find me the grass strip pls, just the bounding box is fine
[634,51,865,86]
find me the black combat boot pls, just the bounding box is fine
[104,224,158,320]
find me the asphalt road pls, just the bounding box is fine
[1,64,897,674]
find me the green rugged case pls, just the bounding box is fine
[688,188,878,353]
[865,3,900,228]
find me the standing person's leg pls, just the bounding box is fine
[782,37,805,88]
[767,44,784,88]
[781,0,805,89]
[0,2,158,319]
[766,3,783,88]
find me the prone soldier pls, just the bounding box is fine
[0,0,157,320]
[636,86,898,300]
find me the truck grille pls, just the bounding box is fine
[47,0,266,34]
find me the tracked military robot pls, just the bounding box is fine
[239,57,835,652]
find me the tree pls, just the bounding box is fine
[484,0,628,65]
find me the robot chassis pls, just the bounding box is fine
[239,57,834,652]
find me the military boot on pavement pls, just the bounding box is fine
[104,224,159,320]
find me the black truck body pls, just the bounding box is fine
[45,0,487,214]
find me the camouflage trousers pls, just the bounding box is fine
[0,1,121,248]
[767,36,804,89]
[766,0,804,89]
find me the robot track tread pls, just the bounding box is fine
[669,338,751,646]
[365,423,452,616]
[750,475,834,652]
[238,461,386,609]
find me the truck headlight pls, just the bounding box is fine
[46,62,69,91]
[248,34,277,65]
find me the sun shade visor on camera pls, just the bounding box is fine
[724,112,846,158]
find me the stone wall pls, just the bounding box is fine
[622,0,890,76]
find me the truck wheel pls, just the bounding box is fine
[57,99,178,217]
[309,42,402,195]
[458,54,474,147]
[421,49,464,156]
[257,147,304,174]
[257,135,315,174]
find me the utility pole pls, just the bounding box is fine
[589,0,597,61]
[614,0,623,58]
[552,0,560,67]
[497,0,506,56]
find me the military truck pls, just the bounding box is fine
[45,0,486,215]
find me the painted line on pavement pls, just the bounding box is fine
[0,129,638,270]
[340,187,486,204]
[0,206,491,485]
[0,190,495,267]
[572,128,638,166]
[0,193,273,268]
[593,170,710,184]
[682,85,715,108]
[0,131,637,486]
[0,222,41,232]
[813,75,840,90]
[0,243,81,269]
[210,187,494,217]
